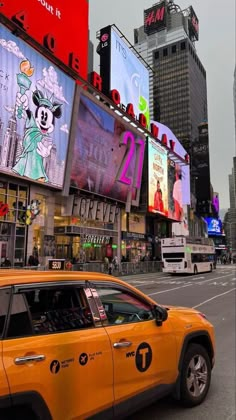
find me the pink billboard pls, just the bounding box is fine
[70,93,145,204]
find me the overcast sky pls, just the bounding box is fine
[89,0,235,210]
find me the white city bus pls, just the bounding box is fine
[161,237,216,274]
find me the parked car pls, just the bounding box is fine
[0,270,215,419]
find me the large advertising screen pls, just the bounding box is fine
[0,24,75,189]
[1,0,88,79]
[205,218,222,236]
[70,93,145,204]
[151,121,191,218]
[148,138,168,216]
[168,159,190,221]
[110,27,150,126]
[212,192,219,214]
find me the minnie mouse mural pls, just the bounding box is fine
[13,60,62,182]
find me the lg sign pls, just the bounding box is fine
[0,0,88,79]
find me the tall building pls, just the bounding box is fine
[224,66,236,253]
[134,0,207,150]
[234,65,236,144]
[134,0,211,218]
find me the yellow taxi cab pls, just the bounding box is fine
[0,270,215,419]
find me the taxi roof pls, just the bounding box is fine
[0,270,122,288]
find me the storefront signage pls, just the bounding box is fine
[0,24,75,189]
[1,0,89,78]
[73,197,120,224]
[122,232,146,241]
[0,202,9,217]
[48,259,65,270]
[81,234,110,244]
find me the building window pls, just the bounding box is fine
[163,48,168,57]
[181,41,186,50]
[172,45,177,54]
[154,50,159,60]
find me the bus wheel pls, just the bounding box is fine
[194,265,198,275]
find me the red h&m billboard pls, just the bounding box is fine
[70,92,145,206]
[144,2,167,35]
[188,6,199,41]
[0,0,89,79]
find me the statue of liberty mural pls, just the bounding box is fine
[13,60,62,182]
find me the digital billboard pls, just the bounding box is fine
[70,93,145,204]
[188,6,199,41]
[0,24,75,189]
[144,2,167,35]
[205,218,222,236]
[1,0,89,79]
[212,193,219,214]
[148,138,168,216]
[110,28,150,127]
[151,120,191,214]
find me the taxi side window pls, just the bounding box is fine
[24,287,94,335]
[96,287,154,325]
[0,288,11,338]
[7,294,33,338]
[6,287,94,339]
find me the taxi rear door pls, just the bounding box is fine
[2,283,114,420]
[0,288,11,412]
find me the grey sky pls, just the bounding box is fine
[89,0,235,210]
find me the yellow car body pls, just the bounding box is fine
[0,270,215,419]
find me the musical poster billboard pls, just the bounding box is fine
[70,92,145,204]
[0,24,75,189]
[148,137,168,216]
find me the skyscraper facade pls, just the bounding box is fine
[134,0,211,216]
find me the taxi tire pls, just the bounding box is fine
[179,343,211,407]
[2,406,37,420]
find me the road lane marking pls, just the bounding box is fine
[193,288,236,309]
[148,284,192,296]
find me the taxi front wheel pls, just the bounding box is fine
[179,343,211,407]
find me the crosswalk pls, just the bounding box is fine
[120,268,236,288]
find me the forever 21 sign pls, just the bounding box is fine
[0,0,89,79]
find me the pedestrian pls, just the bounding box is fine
[1,258,11,268]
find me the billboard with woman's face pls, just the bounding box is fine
[148,137,168,216]
[70,93,145,204]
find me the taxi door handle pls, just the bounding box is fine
[113,341,132,349]
[14,355,45,365]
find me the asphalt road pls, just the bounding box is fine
[120,265,236,420]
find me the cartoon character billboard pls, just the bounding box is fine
[0,24,75,188]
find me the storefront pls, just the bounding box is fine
[121,211,151,261]
[53,195,120,263]
[0,179,28,267]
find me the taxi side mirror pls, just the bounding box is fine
[153,305,168,327]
